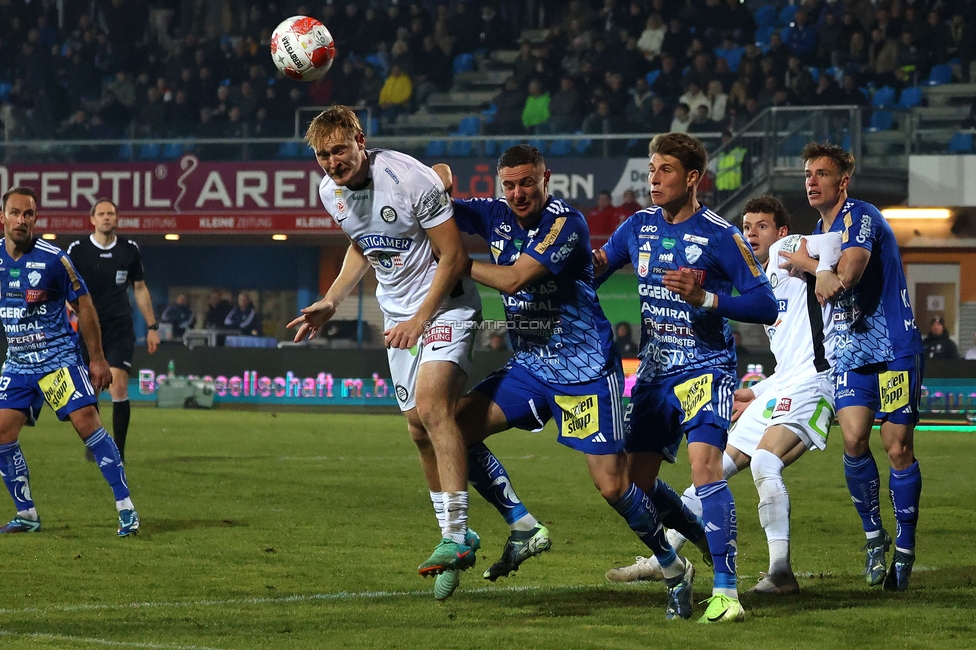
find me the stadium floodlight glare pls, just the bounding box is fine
[164,233,180,241]
[41,233,56,240]
[272,234,288,241]
[881,208,952,220]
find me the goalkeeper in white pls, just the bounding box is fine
[611,195,842,594]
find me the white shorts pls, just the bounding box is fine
[386,304,479,411]
[727,369,835,458]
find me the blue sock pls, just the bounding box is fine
[697,480,738,591]
[650,478,706,543]
[609,483,676,567]
[467,443,529,525]
[844,452,882,534]
[889,461,921,552]
[84,428,130,501]
[0,441,34,512]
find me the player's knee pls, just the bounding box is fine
[415,398,452,434]
[886,442,914,469]
[407,422,432,450]
[594,473,628,502]
[750,449,785,486]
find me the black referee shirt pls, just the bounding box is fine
[67,235,145,323]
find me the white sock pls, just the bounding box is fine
[16,507,38,521]
[723,452,740,480]
[752,449,791,576]
[866,529,882,540]
[116,497,134,512]
[661,555,684,580]
[443,491,468,544]
[895,546,915,556]
[511,513,538,532]
[429,490,448,537]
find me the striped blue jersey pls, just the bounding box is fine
[813,198,923,370]
[0,238,88,374]
[453,196,618,385]
[599,204,771,380]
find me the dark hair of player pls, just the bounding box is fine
[743,195,792,232]
[305,105,363,147]
[2,186,37,212]
[648,133,707,176]
[89,197,118,217]
[801,141,856,176]
[497,144,545,170]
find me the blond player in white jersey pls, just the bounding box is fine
[288,106,482,584]
[610,195,842,594]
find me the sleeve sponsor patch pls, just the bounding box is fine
[59,255,82,291]
[733,232,762,277]
[533,216,566,253]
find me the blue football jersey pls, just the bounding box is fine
[453,197,618,384]
[0,238,88,374]
[813,198,923,370]
[599,205,770,380]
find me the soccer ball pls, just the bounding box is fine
[270,16,335,82]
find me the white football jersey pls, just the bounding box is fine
[318,149,480,321]
[761,233,842,381]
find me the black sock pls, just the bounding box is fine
[113,400,131,461]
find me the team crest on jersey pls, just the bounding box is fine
[371,252,403,270]
[380,206,397,223]
[395,384,409,402]
[769,273,779,288]
[638,252,651,277]
[685,244,703,264]
[27,271,41,287]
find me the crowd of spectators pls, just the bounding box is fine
[1,0,974,154]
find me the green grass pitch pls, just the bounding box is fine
[0,409,974,649]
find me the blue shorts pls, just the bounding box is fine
[473,362,625,455]
[0,366,99,424]
[833,354,923,426]
[625,369,737,461]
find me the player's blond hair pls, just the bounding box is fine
[305,105,363,148]
[802,142,855,176]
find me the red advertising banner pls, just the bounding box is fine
[0,157,339,234]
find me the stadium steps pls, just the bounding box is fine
[487,49,520,67]
[519,29,547,44]
[393,111,480,135]
[454,70,512,89]
[426,90,497,112]
[924,82,976,107]
[914,106,970,129]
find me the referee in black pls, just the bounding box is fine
[68,198,160,461]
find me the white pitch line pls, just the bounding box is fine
[0,630,226,650]
[0,584,594,617]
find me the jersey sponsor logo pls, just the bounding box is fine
[549,232,578,264]
[638,252,651,277]
[38,367,76,411]
[855,214,871,244]
[380,206,397,223]
[492,226,511,240]
[773,397,792,415]
[762,399,776,418]
[554,394,600,439]
[878,370,909,413]
[777,299,789,312]
[7,280,20,289]
[639,242,652,251]
[100,252,113,258]
[25,262,45,269]
[533,216,566,253]
[423,325,453,345]
[683,234,709,246]
[497,222,512,233]
[334,189,344,213]
[843,213,852,229]
[384,167,401,184]
[116,270,128,286]
[638,283,682,301]
[685,244,703,264]
[420,186,448,215]
[9,269,20,278]
[640,225,658,233]
[658,252,673,262]
[27,271,41,287]
[26,289,48,303]
[0,305,48,318]
[733,232,762,277]
[58,257,81,292]
[674,373,712,423]
[779,234,803,253]
[5,291,22,299]
[356,235,412,251]
[662,237,676,249]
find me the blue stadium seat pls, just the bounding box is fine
[825,66,843,82]
[948,131,973,154]
[841,133,851,150]
[868,110,894,131]
[0,82,11,101]
[116,143,133,160]
[447,139,473,156]
[276,141,299,158]
[162,142,183,159]
[779,5,798,26]
[926,64,953,86]
[574,138,592,154]
[897,86,923,109]
[139,142,161,160]
[779,134,806,156]
[645,69,660,86]
[808,67,820,82]
[549,139,572,156]
[871,86,897,108]
[453,53,475,74]
[484,139,498,156]
[755,25,776,46]
[501,139,521,152]
[527,138,546,153]
[755,5,777,27]
[302,144,316,158]
[456,115,481,136]
[425,140,447,156]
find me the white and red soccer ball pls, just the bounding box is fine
[270,16,336,82]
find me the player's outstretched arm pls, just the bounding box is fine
[72,294,113,392]
[470,253,549,296]
[133,280,159,354]
[288,243,370,342]
[384,219,470,349]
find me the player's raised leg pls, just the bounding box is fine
[457,378,551,582]
[0,407,41,533]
